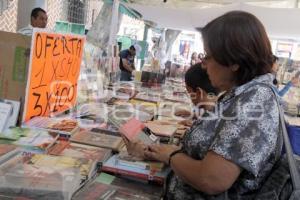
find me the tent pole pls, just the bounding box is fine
[140,25,149,69]
[109,0,120,46]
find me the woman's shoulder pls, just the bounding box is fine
[235,79,277,105]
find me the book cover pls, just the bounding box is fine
[102,155,170,185]
[0,127,57,152]
[0,102,13,132]
[13,129,58,151]
[47,141,112,164]
[90,122,120,136]
[117,151,164,172]
[134,92,161,103]
[0,144,17,157]
[72,180,157,200]
[119,118,158,144]
[23,117,79,137]
[29,154,98,183]
[108,108,153,128]
[94,173,163,199]
[0,152,83,200]
[70,130,124,152]
[144,121,177,137]
[0,127,30,141]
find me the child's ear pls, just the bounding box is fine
[230,64,239,72]
[196,87,204,99]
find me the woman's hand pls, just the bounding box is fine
[175,109,192,118]
[291,76,299,86]
[122,136,147,159]
[144,144,181,165]
[179,119,193,127]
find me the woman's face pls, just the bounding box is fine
[201,51,237,91]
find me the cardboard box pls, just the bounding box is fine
[0,31,31,124]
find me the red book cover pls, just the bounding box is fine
[118,118,145,141]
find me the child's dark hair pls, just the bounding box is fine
[185,63,217,95]
[31,7,46,19]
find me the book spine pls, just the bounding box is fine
[102,166,164,185]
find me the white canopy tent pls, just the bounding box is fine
[124,2,300,39]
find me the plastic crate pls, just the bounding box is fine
[287,125,300,156]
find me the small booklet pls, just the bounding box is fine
[0,99,20,132]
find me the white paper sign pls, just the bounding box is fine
[0,102,13,132]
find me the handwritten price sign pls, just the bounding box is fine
[23,30,85,122]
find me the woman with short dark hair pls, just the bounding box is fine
[126,11,283,199]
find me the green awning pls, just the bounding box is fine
[103,0,142,19]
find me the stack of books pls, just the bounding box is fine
[0,127,58,153]
[0,152,88,200]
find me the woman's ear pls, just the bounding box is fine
[230,64,239,72]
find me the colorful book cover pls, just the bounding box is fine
[23,117,79,137]
[47,141,112,164]
[72,181,157,200]
[102,155,170,185]
[29,154,97,183]
[70,130,124,152]
[0,127,57,151]
[13,129,58,151]
[94,173,163,199]
[0,144,17,157]
[0,153,82,200]
[117,151,165,172]
[119,118,158,144]
[0,127,29,141]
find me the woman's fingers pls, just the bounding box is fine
[121,135,129,145]
[148,144,160,152]
[144,149,158,160]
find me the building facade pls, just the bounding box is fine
[0,0,102,33]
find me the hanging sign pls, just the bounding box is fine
[23,30,85,122]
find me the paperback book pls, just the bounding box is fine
[72,181,157,200]
[102,155,170,185]
[70,130,124,152]
[119,118,158,144]
[0,152,83,200]
[144,121,177,137]
[23,117,79,138]
[47,141,112,164]
[0,127,58,152]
